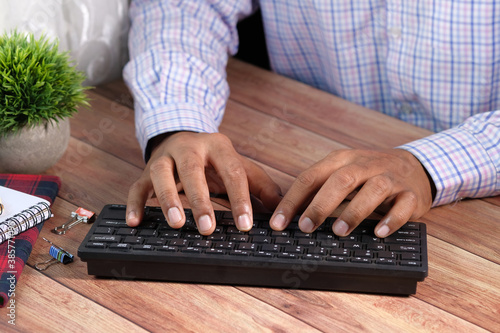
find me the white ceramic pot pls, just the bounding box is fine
[0,118,70,174]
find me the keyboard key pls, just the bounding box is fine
[326,255,347,262]
[90,235,120,243]
[109,243,131,251]
[133,244,154,251]
[330,248,350,256]
[100,220,127,227]
[193,240,212,248]
[157,246,178,252]
[343,241,363,250]
[284,245,303,254]
[123,236,144,244]
[94,227,114,234]
[230,235,250,242]
[354,250,372,258]
[214,241,235,250]
[390,245,420,252]
[117,228,137,236]
[298,239,316,246]
[238,243,256,251]
[351,257,371,264]
[231,250,251,256]
[139,229,158,237]
[86,242,106,248]
[181,247,202,253]
[205,248,226,255]
[145,237,167,246]
[384,237,419,244]
[252,236,272,244]
[401,253,420,261]
[277,253,298,259]
[275,237,294,245]
[169,239,188,247]
[249,228,268,236]
[261,244,280,252]
[376,258,396,265]
[401,260,421,267]
[378,251,397,259]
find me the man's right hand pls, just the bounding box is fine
[126,131,283,235]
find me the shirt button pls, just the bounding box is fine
[400,102,413,114]
[388,27,401,38]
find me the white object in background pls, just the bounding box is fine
[0,0,130,85]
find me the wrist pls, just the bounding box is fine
[145,131,183,162]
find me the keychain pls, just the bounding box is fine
[52,207,95,235]
[35,238,74,271]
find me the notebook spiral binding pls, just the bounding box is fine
[0,202,51,243]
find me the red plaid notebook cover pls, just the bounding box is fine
[0,174,61,307]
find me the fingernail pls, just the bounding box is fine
[167,207,182,226]
[127,211,137,224]
[377,225,390,238]
[300,217,315,233]
[333,219,349,236]
[271,213,287,229]
[198,214,212,233]
[238,213,252,231]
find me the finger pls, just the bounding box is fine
[149,156,186,229]
[297,164,369,233]
[175,153,215,235]
[270,166,328,231]
[210,155,253,232]
[331,174,393,236]
[375,191,418,238]
[126,175,154,227]
[242,158,283,211]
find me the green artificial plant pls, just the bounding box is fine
[0,30,89,136]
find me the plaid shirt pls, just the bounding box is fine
[124,0,500,206]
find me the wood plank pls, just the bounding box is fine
[71,91,144,169]
[0,267,147,332]
[238,288,488,333]
[421,200,500,264]
[416,237,500,331]
[46,138,142,212]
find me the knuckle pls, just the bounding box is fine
[279,197,298,212]
[225,161,246,180]
[369,175,392,197]
[187,193,210,210]
[149,156,173,176]
[335,169,358,190]
[296,171,317,189]
[128,179,143,192]
[307,202,330,219]
[155,188,177,205]
[342,206,365,222]
[177,155,204,176]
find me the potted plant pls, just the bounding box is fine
[0,30,89,174]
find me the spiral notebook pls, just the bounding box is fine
[0,174,61,308]
[0,186,52,244]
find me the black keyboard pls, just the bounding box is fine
[78,204,428,295]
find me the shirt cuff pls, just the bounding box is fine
[398,126,498,207]
[135,102,221,157]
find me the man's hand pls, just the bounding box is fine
[126,132,282,235]
[269,149,434,238]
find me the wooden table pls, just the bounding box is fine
[1,58,499,332]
